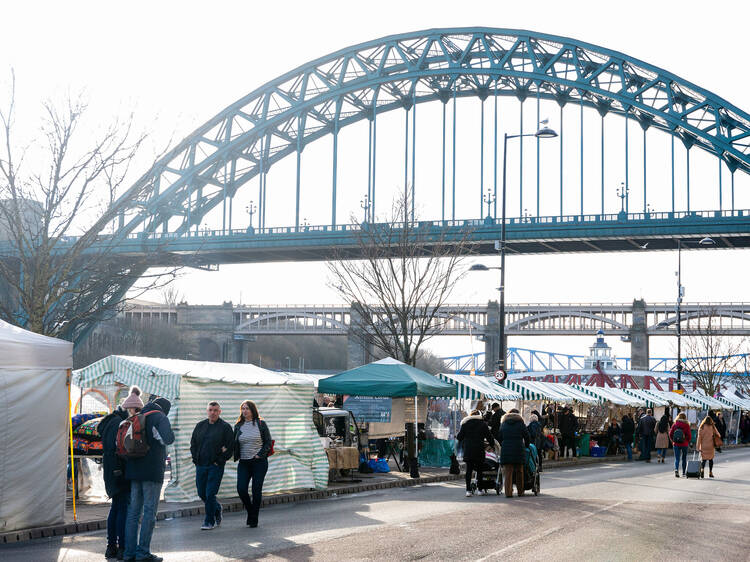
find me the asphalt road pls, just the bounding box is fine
[4,448,750,561]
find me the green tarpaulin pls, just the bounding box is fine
[318,358,455,397]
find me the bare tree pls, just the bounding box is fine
[161,286,184,306]
[681,308,747,396]
[327,193,473,366]
[0,73,176,343]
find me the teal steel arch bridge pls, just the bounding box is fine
[21,28,750,344]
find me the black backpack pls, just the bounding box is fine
[673,427,684,443]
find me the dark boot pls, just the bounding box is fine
[105,545,118,559]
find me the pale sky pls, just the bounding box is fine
[2,0,749,362]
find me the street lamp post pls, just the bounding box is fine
[675,237,715,390]
[472,123,557,375]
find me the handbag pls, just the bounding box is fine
[713,432,723,448]
[267,439,275,457]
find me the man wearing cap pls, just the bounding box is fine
[123,396,174,562]
[190,401,234,530]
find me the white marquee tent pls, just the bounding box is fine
[73,356,329,501]
[0,320,72,531]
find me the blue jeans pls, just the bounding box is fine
[624,441,633,461]
[237,458,268,524]
[674,445,688,474]
[196,464,224,526]
[657,448,667,458]
[124,480,161,559]
[107,490,129,549]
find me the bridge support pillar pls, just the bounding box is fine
[483,301,503,374]
[629,299,650,371]
[347,302,372,369]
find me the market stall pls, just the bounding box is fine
[73,356,328,501]
[318,358,455,472]
[0,319,72,531]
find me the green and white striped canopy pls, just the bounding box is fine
[620,388,669,408]
[72,356,328,501]
[715,393,750,411]
[437,373,522,401]
[570,384,647,406]
[682,392,728,410]
[502,380,598,404]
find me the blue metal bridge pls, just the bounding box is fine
[18,28,750,343]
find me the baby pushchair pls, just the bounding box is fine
[523,443,541,496]
[471,450,503,495]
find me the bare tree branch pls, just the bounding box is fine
[327,191,474,366]
[0,73,179,342]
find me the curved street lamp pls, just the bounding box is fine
[472,123,558,375]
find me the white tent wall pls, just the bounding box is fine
[169,377,328,502]
[0,368,68,531]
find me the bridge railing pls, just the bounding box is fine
[104,208,750,242]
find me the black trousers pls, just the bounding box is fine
[237,458,268,524]
[465,459,483,491]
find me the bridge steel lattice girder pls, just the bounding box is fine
[106,28,750,246]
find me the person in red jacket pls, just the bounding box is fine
[669,412,692,478]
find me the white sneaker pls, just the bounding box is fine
[465,491,473,497]
[477,489,486,496]
[200,523,214,530]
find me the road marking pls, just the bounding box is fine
[474,501,626,561]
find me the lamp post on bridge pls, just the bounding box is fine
[470,123,557,377]
[675,237,715,390]
[245,202,257,233]
[483,188,496,223]
[360,194,371,223]
[616,182,629,215]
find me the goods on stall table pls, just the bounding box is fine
[71,414,106,456]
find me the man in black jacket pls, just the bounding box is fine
[621,413,635,461]
[489,403,506,438]
[190,401,235,530]
[636,408,657,462]
[98,406,129,560]
[559,407,578,458]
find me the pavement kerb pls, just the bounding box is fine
[2,442,747,544]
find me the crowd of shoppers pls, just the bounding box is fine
[98,388,273,561]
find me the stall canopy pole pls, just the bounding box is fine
[67,369,77,522]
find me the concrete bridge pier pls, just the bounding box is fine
[347,302,373,369]
[483,300,503,373]
[629,299,650,371]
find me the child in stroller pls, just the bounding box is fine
[470,446,503,495]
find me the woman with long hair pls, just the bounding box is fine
[233,400,273,527]
[697,414,721,478]
[669,412,691,477]
[654,413,670,463]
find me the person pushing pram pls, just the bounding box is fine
[496,408,531,497]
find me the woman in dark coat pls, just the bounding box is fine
[497,409,530,498]
[715,412,727,452]
[621,413,635,461]
[526,413,543,472]
[456,410,494,497]
[97,406,129,560]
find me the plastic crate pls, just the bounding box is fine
[590,446,606,457]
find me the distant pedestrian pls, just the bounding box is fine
[669,412,691,478]
[697,415,721,478]
[655,413,670,463]
[621,413,635,461]
[457,409,494,497]
[714,412,726,451]
[190,402,234,530]
[234,400,273,527]
[488,403,505,438]
[741,413,750,444]
[527,413,544,471]
[637,408,656,462]
[559,407,578,458]
[123,396,175,562]
[497,409,530,498]
[606,419,622,455]
[98,397,132,560]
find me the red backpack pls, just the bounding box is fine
[116,411,157,458]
